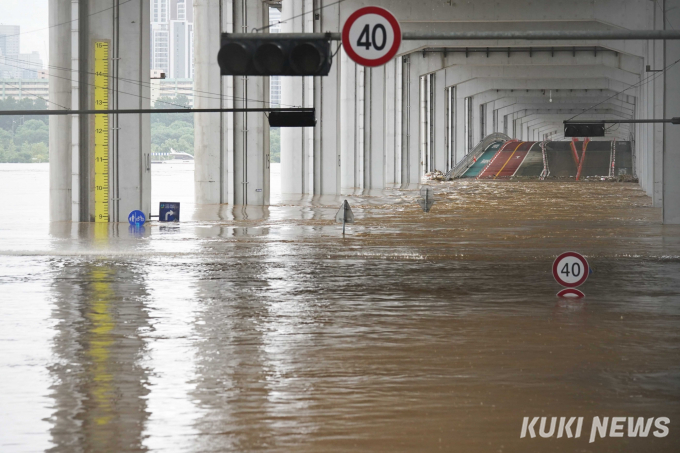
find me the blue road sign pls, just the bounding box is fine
[128,210,146,225]
[159,202,180,222]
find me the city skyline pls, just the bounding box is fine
[0,24,45,79]
[0,0,49,62]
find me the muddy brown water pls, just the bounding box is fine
[1,165,679,452]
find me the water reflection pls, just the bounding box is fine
[48,261,150,452]
[129,225,147,237]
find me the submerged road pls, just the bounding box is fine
[1,164,680,452]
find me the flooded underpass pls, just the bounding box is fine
[2,165,680,452]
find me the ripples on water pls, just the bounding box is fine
[1,164,680,452]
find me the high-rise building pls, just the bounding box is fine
[169,0,194,79]
[17,51,44,79]
[0,25,20,58]
[151,0,171,76]
[0,25,43,79]
[151,24,170,76]
[152,0,170,23]
[151,0,193,79]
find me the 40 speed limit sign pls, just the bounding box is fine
[342,6,402,67]
[553,252,590,288]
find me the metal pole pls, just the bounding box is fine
[564,118,680,124]
[342,200,347,235]
[401,30,680,41]
[224,30,680,41]
[0,108,315,116]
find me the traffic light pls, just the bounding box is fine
[564,122,606,137]
[218,34,332,76]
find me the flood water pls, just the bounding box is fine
[1,163,680,452]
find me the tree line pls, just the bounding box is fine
[0,97,49,163]
[0,94,280,163]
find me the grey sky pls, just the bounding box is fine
[0,0,49,62]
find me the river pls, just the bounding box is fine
[1,163,679,452]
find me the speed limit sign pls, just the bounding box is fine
[342,6,402,67]
[553,252,590,288]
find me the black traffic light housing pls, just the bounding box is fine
[269,110,317,127]
[218,33,332,76]
[564,122,606,137]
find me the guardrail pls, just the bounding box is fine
[445,133,511,180]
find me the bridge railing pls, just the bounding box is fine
[445,133,511,180]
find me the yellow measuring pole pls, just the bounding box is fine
[94,42,109,222]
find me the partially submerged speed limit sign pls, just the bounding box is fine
[342,7,402,67]
[553,252,590,288]
[557,288,586,299]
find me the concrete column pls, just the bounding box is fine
[233,1,269,206]
[194,0,269,205]
[113,0,151,219]
[280,0,307,194]
[433,69,446,171]
[394,60,403,184]
[340,47,358,192]
[316,0,342,195]
[49,0,72,222]
[51,0,150,222]
[194,0,224,204]
[368,65,385,189]
[653,4,665,207]
[404,54,421,186]
[664,0,680,224]
[384,59,397,185]
[70,0,80,222]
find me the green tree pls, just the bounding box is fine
[0,97,48,131]
[152,94,193,126]
[14,119,49,147]
[151,116,194,155]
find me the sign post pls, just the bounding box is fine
[342,7,402,67]
[418,187,435,213]
[553,251,590,298]
[335,200,355,235]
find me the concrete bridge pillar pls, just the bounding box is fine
[48,0,72,222]
[48,0,151,222]
[280,0,313,195]
[194,0,270,206]
[664,0,680,224]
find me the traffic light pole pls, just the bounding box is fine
[227,30,680,41]
[564,118,680,124]
[0,108,315,116]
